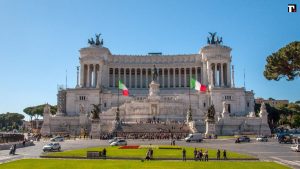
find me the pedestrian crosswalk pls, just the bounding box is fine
[271,156,300,168]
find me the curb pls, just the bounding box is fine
[40,156,259,161]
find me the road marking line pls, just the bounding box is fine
[271,157,300,167]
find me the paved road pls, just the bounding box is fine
[0,138,299,168]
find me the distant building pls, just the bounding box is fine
[255,98,289,107]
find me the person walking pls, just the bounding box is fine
[199,150,203,161]
[204,150,208,161]
[182,148,186,161]
[217,149,220,160]
[193,148,197,161]
[102,148,107,159]
[223,149,227,160]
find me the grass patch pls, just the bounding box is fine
[44,146,254,159]
[0,159,291,169]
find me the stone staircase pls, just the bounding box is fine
[118,123,191,133]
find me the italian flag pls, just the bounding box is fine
[190,77,207,92]
[118,80,129,96]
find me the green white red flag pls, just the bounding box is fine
[118,80,129,96]
[190,77,207,92]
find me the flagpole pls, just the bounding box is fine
[117,81,119,110]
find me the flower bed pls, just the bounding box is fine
[118,145,140,149]
[139,145,159,149]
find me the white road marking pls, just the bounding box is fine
[271,156,300,167]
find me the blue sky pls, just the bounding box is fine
[0,0,299,119]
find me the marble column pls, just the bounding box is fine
[87,64,90,88]
[184,68,186,87]
[123,68,126,86]
[195,67,198,81]
[178,68,181,87]
[227,63,231,87]
[220,63,224,87]
[80,64,84,87]
[214,64,217,86]
[173,68,176,88]
[168,68,170,88]
[135,68,137,88]
[118,68,121,86]
[129,69,132,88]
[140,68,143,88]
[162,68,164,88]
[146,68,148,88]
[113,68,115,87]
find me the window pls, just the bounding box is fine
[203,102,206,107]
[79,96,86,101]
[104,102,107,108]
[247,102,249,107]
[225,96,232,100]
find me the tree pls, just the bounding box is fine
[264,41,300,81]
[0,112,24,131]
[23,104,57,129]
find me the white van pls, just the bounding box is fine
[185,133,203,142]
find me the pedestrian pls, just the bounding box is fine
[182,148,186,161]
[9,145,14,155]
[217,149,220,160]
[223,149,227,160]
[13,144,17,155]
[102,148,107,159]
[150,148,153,159]
[198,150,203,161]
[193,148,197,160]
[173,139,176,146]
[145,149,151,160]
[204,150,208,161]
[23,140,26,147]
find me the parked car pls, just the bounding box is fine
[110,139,127,146]
[185,133,203,142]
[290,144,300,152]
[43,142,61,152]
[50,136,64,142]
[256,136,268,142]
[235,136,250,143]
[108,137,124,144]
[278,135,293,144]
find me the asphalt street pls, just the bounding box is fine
[0,138,299,168]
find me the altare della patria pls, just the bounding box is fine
[41,33,271,138]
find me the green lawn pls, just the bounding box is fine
[44,145,254,159]
[0,159,291,169]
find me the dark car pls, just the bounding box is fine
[278,135,293,144]
[235,136,251,143]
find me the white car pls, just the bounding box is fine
[291,144,300,152]
[110,139,127,146]
[43,142,61,152]
[50,136,64,142]
[256,136,268,142]
[108,137,124,144]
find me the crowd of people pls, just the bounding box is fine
[115,132,189,140]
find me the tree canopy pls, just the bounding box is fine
[0,112,25,130]
[264,41,300,81]
[23,104,57,120]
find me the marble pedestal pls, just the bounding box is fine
[205,119,216,138]
[90,119,101,139]
[148,81,160,100]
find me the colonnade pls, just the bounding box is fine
[108,67,202,89]
[210,63,230,87]
[81,64,102,88]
